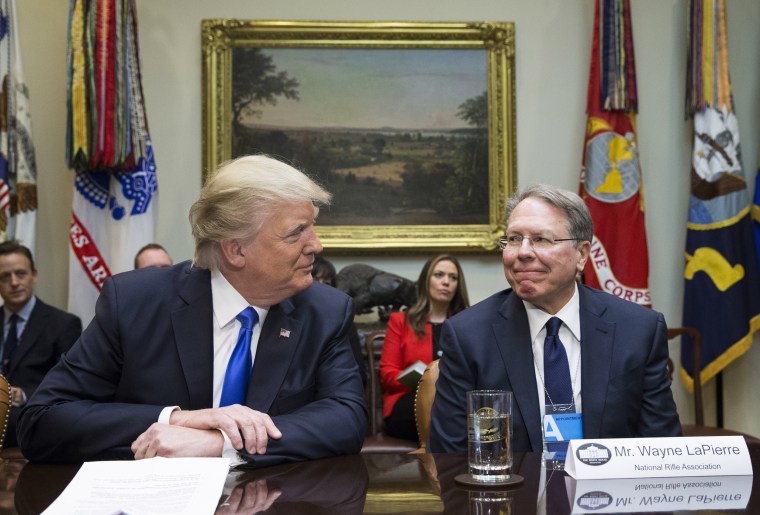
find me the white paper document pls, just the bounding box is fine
[42,457,230,515]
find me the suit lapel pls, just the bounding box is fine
[495,294,543,452]
[8,300,48,375]
[248,299,301,412]
[171,267,214,409]
[578,286,615,439]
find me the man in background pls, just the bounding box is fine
[0,241,81,448]
[19,155,367,466]
[429,184,680,453]
[134,243,173,269]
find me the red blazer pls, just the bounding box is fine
[379,311,433,419]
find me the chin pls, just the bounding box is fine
[295,275,314,291]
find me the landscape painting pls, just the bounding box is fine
[202,21,516,252]
[233,47,487,226]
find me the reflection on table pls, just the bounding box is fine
[3,441,759,514]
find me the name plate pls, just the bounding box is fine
[565,436,752,479]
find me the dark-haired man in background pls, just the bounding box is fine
[134,243,173,269]
[0,241,81,447]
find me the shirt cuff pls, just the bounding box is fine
[221,430,246,467]
[10,387,27,408]
[158,406,180,424]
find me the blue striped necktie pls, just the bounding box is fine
[220,307,258,407]
[1,314,19,375]
[543,317,574,410]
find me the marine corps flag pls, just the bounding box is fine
[66,0,157,324]
[681,0,760,391]
[579,0,650,307]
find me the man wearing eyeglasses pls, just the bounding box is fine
[0,241,82,448]
[429,184,681,454]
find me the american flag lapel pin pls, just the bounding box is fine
[279,328,291,338]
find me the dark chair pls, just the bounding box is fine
[360,331,418,453]
[667,327,760,445]
[0,374,10,453]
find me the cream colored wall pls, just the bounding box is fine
[15,0,760,436]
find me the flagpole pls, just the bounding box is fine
[715,373,723,428]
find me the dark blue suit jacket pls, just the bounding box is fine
[3,299,81,447]
[429,285,681,453]
[18,261,367,465]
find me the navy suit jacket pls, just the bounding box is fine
[428,285,681,453]
[3,299,81,447]
[18,261,367,465]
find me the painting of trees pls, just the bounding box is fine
[231,48,299,155]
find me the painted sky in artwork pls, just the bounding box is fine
[245,48,487,131]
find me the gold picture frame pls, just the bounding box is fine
[202,20,515,252]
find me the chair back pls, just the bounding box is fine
[414,359,439,453]
[361,330,418,453]
[667,327,703,426]
[364,331,385,435]
[666,327,760,445]
[0,374,11,451]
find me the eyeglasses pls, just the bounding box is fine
[498,235,580,251]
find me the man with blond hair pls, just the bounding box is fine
[19,155,367,467]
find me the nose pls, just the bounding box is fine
[9,273,20,286]
[516,238,536,257]
[305,226,323,255]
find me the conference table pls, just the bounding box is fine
[1,443,758,514]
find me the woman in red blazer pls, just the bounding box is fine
[379,254,470,441]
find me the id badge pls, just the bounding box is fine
[544,411,583,442]
[543,406,583,464]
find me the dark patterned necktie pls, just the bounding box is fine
[1,314,19,374]
[543,316,574,409]
[220,307,258,406]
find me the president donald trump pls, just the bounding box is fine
[19,155,367,466]
[429,184,681,454]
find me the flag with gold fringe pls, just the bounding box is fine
[0,0,37,252]
[681,0,760,392]
[66,0,157,325]
[579,0,651,307]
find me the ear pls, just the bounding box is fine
[220,239,246,269]
[576,240,591,274]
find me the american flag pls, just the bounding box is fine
[0,173,9,211]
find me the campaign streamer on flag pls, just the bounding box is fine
[0,0,38,252]
[579,0,651,307]
[681,0,760,392]
[66,0,157,325]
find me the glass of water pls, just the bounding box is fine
[467,390,512,481]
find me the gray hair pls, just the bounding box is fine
[190,155,331,270]
[505,184,593,243]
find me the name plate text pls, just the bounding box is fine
[565,436,752,479]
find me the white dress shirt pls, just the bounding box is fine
[523,284,582,419]
[209,269,268,408]
[158,269,268,462]
[2,295,36,344]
